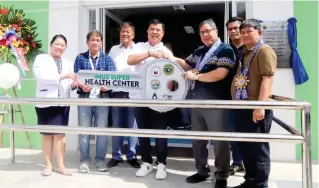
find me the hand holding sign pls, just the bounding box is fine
[71,80,79,88]
[100,86,109,92]
[150,50,169,59]
[77,59,188,112]
[79,84,92,93]
[182,70,196,81]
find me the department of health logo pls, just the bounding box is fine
[151,66,161,77]
[163,64,174,76]
[151,80,160,90]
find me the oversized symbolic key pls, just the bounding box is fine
[77,59,189,112]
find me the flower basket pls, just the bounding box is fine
[0,5,43,75]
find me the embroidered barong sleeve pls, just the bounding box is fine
[185,53,197,69]
[257,46,277,76]
[215,48,235,70]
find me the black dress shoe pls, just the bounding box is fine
[186,173,210,183]
[215,180,227,188]
[127,159,140,168]
[230,163,245,175]
[107,159,123,168]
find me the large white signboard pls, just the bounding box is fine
[77,59,188,112]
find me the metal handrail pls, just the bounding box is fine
[0,97,313,188]
[0,124,305,143]
[0,97,311,109]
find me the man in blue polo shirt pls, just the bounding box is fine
[74,30,116,173]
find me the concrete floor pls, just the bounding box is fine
[0,148,318,188]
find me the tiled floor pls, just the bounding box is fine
[0,148,318,188]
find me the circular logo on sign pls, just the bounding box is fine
[151,66,161,77]
[151,80,160,90]
[163,64,174,76]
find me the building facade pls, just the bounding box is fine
[0,0,318,162]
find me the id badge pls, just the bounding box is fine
[190,80,195,90]
[89,85,100,99]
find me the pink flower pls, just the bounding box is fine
[8,35,17,42]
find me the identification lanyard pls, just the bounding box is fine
[195,38,222,71]
[88,53,101,98]
[89,55,100,70]
[235,39,263,100]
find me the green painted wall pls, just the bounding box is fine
[0,1,49,149]
[294,1,318,160]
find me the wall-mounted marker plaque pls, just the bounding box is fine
[261,21,292,68]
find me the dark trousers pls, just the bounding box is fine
[135,107,168,165]
[191,108,230,180]
[230,110,243,165]
[234,109,273,188]
[111,92,138,160]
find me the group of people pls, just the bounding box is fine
[33,16,277,188]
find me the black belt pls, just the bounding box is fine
[111,91,129,98]
[79,92,110,98]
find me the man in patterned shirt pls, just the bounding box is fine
[170,19,236,188]
[74,30,116,173]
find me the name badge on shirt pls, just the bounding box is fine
[89,85,101,99]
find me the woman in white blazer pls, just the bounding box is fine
[33,35,77,176]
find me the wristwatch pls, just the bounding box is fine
[194,74,199,81]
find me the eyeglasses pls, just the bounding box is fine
[199,29,215,36]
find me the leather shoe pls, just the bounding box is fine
[186,173,210,183]
[107,159,123,168]
[127,159,140,168]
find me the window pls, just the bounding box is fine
[229,1,246,19]
[89,10,96,31]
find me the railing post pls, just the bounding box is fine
[9,104,15,163]
[301,107,312,188]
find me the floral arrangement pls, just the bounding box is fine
[0,5,43,76]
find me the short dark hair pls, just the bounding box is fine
[239,19,262,31]
[120,22,135,33]
[226,17,244,27]
[198,18,217,31]
[86,30,103,41]
[50,34,67,46]
[148,19,165,31]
